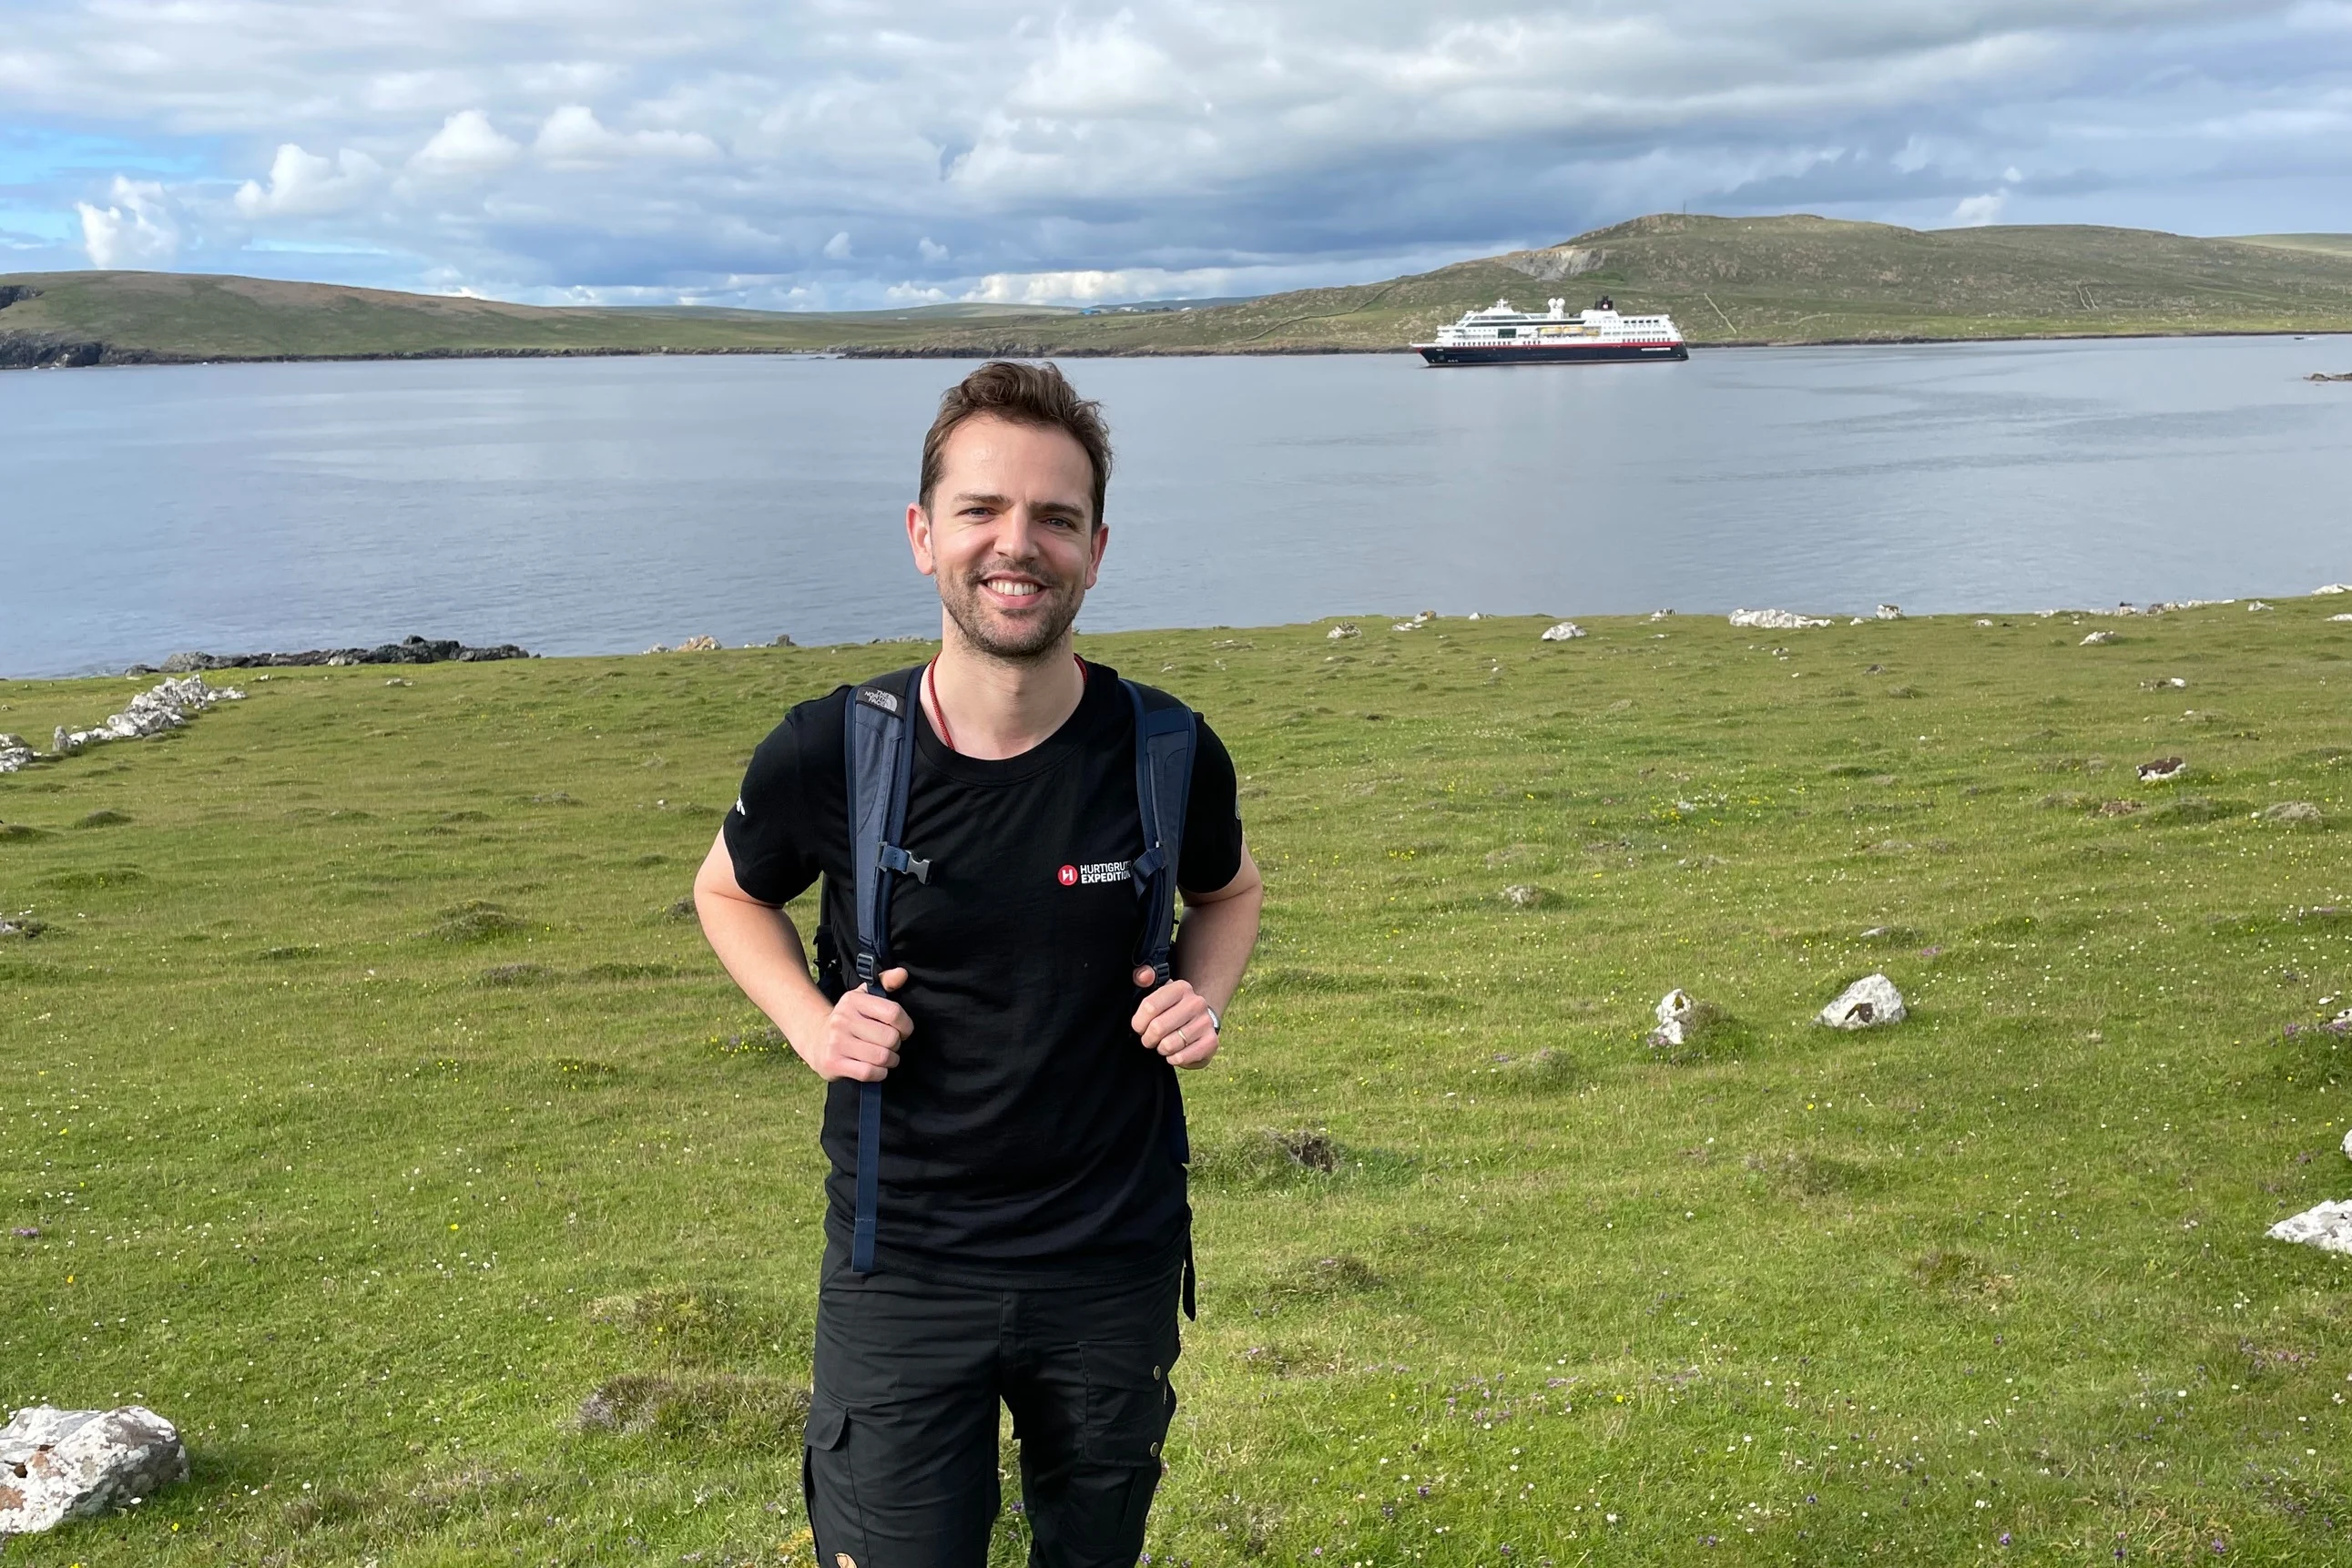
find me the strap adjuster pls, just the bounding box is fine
[879,843,931,883]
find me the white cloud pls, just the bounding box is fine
[964,267,1244,305]
[408,109,520,177]
[884,281,948,303]
[533,104,720,165]
[822,230,853,260]
[1950,190,2009,225]
[77,176,179,268]
[918,236,949,262]
[236,144,384,216]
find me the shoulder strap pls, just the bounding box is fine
[1124,679,1197,987]
[841,665,926,1274]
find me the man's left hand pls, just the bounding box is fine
[1131,968,1219,1069]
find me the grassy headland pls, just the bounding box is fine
[4,599,2352,1565]
[9,214,2352,367]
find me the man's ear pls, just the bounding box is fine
[907,501,937,577]
[1084,520,1109,590]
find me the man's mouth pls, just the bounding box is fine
[981,575,1046,602]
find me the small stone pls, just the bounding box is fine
[2247,601,2273,612]
[1466,611,1483,620]
[1974,618,1994,627]
[2331,614,2352,624]
[1874,604,1903,620]
[2341,1126,2352,1162]
[1645,988,1730,1054]
[2141,677,2188,690]
[2263,801,2325,827]
[2080,630,2115,646]
[1501,884,1549,909]
[1818,973,1906,1029]
[0,734,34,774]
[1648,608,1675,621]
[770,633,797,647]
[2268,1200,2352,1255]
[1326,624,1360,640]
[384,677,413,687]
[0,1405,188,1534]
[2137,757,2187,783]
[1728,608,1831,630]
[1540,621,1586,641]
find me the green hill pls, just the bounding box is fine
[8,214,2352,365]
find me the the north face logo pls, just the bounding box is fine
[1056,864,1079,886]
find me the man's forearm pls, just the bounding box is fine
[694,840,835,1054]
[1172,881,1262,1016]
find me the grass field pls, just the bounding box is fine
[4,599,2352,1565]
[10,215,2352,367]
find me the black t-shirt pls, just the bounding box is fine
[722,660,1245,1286]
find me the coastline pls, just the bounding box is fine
[5,325,2351,372]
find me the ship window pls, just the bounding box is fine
[1496,328,1516,338]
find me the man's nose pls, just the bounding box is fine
[994,507,1046,560]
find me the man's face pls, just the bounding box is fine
[908,415,1108,663]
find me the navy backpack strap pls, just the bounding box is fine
[1125,680,1197,987]
[1125,678,1202,1322]
[841,666,926,1274]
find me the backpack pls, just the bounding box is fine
[816,664,1199,1309]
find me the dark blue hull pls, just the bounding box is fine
[1417,341,1688,366]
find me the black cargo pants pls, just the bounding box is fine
[805,1250,1183,1568]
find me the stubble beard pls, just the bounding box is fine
[938,559,1086,664]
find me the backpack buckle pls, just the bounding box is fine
[879,843,931,883]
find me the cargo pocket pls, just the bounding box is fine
[803,1399,867,1568]
[1077,1339,1178,1467]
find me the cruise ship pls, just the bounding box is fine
[1413,296,1687,365]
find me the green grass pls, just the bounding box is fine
[4,600,2352,1565]
[11,214,2352,367]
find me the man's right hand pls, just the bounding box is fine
[803,966,912,1082]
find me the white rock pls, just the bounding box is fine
[1540,621,1587,641]
[1875,604,1904,620]
[1974,618,1995,627]
[1728,608,1832,630]
[2080,630,2115,646]
[2341,1126,2352,1162]
[0,734,34,775]
[2268,1200,2352,1255]
[0,1405,188,1534]
[51,677,244,755]
[1466,612,1483,621]
[2261,801,2324,826]
[1390,621,1421,633]
[1648,988,1698,1047]
[2317,584,2352,596]
[1818,973,1906,1029]
[2247,601,2274,613]
[2331,614,2352,623]
[1326,624,1360,640]
[1648,608,1675,621]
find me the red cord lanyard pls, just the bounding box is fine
[924,653,1085,756]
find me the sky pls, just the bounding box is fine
[1,1,2347,310]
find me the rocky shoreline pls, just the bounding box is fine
[127,635,532,676]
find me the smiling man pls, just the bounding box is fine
[695,361,1264,1568]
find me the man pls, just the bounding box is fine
[695,360,1264,1568]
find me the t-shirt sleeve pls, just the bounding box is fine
[1177,718,1245,896]
[720,696,837,907]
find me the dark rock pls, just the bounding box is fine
[158,635,532,671]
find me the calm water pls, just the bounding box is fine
[5,337,2349,677]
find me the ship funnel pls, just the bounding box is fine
[1548,297,1564,318]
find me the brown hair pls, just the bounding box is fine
[919,361,1113,528]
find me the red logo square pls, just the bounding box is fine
[1056,864,1078,886]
